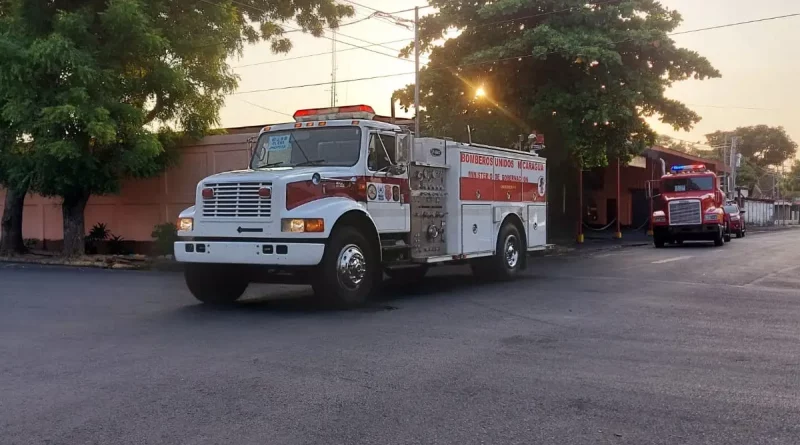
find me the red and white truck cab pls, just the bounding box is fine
[175,105,549,306]
[651,164,727,248]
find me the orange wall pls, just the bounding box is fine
[0,132,255,242]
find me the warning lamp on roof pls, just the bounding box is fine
[670,164,707,173]
[293,105,376,122]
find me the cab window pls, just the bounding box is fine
[368,133,396,172]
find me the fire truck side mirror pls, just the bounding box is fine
[396,133,410,165]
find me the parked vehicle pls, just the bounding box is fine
[174,105,550,306]
[723,203,746,238]
[651,164,727,248]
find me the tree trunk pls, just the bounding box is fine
[61,190,90,257]
[0,187,28,256]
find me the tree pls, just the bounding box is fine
[394,0,719,168]
[655,134,707,157]
[0,138,35,256]
[706,126,797,169]
[0,0,351,256]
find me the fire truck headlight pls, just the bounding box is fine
[653,211,666,223]
[705,213,720,221]
[178,218,194,232]
[281,218,325,233]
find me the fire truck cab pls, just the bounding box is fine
[651,164,727,248]
[174,105,549,306]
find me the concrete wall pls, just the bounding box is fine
[0,132,254,243]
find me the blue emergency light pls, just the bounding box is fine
[670,164,706,173]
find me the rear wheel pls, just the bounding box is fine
[472,223,523,281]
[185,264,248,305]
[312,226,378,308]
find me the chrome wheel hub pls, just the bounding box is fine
[504,235,519,268]
[336,244,366,290]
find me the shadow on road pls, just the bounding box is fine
[169,268,539,317]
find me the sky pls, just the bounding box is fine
[219,0,800,149]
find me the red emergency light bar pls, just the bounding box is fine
[293,105,376,122]
[670,164,707,173]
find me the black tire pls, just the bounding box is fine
[724,231,732,243]
[741,228,746,238]
[385,265,429,283]
[473,223,523,281]
[185,264,248,305]
[713,226,724,247]
[654,234,666,248]
[312,226,377,308]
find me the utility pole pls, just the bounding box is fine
[729,136,739,197]
[414,6,420,136]
[330,28,338,107]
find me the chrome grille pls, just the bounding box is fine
[669,200,701,225]
[201,182,272,218]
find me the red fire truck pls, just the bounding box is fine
[651,164,727,248]
[174,105,550,306]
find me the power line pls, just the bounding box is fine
[233,37,410,68]
[670,13,800,36]
[233,98,293,117]
[685,103,783,112]
[198,0,407,62]
[232,12,800,95]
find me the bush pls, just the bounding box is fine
[107,234,128,255]
[85,223,110,254]
[151,223,178,256]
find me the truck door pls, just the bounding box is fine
[366,131,409,233]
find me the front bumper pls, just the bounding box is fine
[655,224,720,240]
[175,241,325,266]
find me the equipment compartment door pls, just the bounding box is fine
[527,205,546,247]
[461,204,493,254]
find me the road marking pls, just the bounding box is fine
[651,256,693,264]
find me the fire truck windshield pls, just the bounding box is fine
[662,176,714,193]
[251,127,362,169]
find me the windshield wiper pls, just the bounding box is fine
[257,161,286,169]
[294,159,326,167]
[288,131,313,164]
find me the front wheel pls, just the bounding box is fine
[713,226,725,247]
[723,224,732,242]
[312,226,377,308]
[185,264,248,305]
[654,234,666,248]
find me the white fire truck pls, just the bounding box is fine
[175,105,549,306]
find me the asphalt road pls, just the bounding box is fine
[2,230,800,445]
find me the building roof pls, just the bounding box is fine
[646,145,730,173]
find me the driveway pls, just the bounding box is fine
[1,231,799,444]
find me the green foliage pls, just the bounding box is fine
[0,0,352,255]
[87,223,110,242]
[151,222,178,256]
[107,234,127,255]
[85,222,110,254]
[394,0,720,168]
[706,126,797,169]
